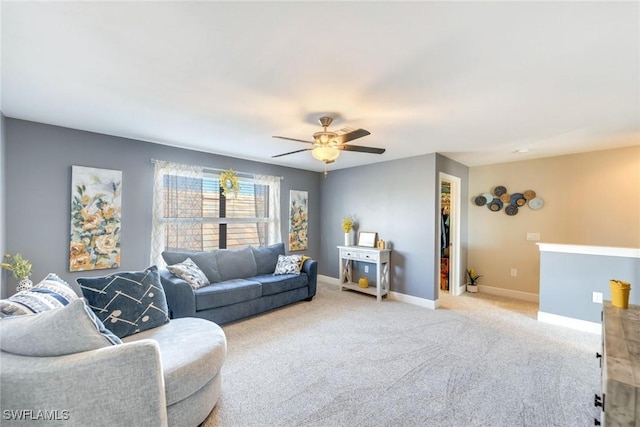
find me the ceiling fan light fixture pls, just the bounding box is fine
[312,146,340,163]
[313,131,337,144]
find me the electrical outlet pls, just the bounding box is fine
[593,292,603,304]
[510,269,517,277]
[364,265,369,273]
[526,232,540,241]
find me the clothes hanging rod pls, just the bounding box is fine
[150,158,283,180]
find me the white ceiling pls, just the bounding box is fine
[2,1,639,172]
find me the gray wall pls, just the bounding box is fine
[319,153,469,302]
[4,118,321,292]
[0,113,6,298]
[539,251,640,323]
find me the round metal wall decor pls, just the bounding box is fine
[474,195,487,206]
[528,197,544,210]
[505,205,518,216]
[487,198,503,211]
[473,186,543,216]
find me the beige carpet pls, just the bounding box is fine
[203,280,601,427]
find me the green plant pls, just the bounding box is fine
[341,215,355,233]
[2,253,32,280]
[466,268,481,285]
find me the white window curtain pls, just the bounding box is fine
[150,160,281,268]
[150,160,203,267]
[255,174,281,246]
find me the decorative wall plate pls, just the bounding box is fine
[528,197,544,210]
[474,195,487,206]
[494,186,507,196]
[487,199,503,211]
[510,193,526,207]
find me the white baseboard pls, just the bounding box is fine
[318,275,438,309]
[537,311,601,334]
[389,291,438,309]
[317,275,339,285]
[478,285,539,303]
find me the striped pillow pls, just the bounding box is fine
[0,274,78,317]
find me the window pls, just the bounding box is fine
[151,161,281,266]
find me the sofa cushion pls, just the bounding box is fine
[195,279,261,310]
[215,246,257,281]
[77,266,170,338]
[252,273,309,297]
[251,243,285,275]
[274,254,302,275]
[167,257,210,290]
[162,250,221,283]
[0,299,121,356]
[0,273,78,317]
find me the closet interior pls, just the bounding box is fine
[440,182,451,291]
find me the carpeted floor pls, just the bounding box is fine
[203,280,601,427]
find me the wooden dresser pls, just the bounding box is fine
[597,301,640,425]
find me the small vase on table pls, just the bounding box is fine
[345,230,355,246]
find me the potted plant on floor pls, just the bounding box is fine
[466,268,481,293]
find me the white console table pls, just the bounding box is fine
[337,246,391,302]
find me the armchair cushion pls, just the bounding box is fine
[0,273,78,317]
[0,299,121,356]
[77,265,169,338]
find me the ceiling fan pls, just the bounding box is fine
[272,116,385,174]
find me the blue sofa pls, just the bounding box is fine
[159,243,317,325]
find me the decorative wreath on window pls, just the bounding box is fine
[219,169,240,198]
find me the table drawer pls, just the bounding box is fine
[340,249,360,259]
[359,251,379,261]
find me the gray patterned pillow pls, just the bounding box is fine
[167,257,210,290]
[273,255,302,276]
[0,273,78,317]
[77,266,169,339]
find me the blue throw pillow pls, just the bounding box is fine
[77,266,169,338]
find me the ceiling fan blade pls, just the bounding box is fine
[339,144,386,155]
[273,136,314,144]
[271,148,312,158]
[332,128,371,144]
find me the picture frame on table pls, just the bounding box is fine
[357,231,377,248]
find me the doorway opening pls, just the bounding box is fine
[438,173,462,297]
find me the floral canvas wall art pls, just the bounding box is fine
[70,166,122,271]
[288,190,308,251]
